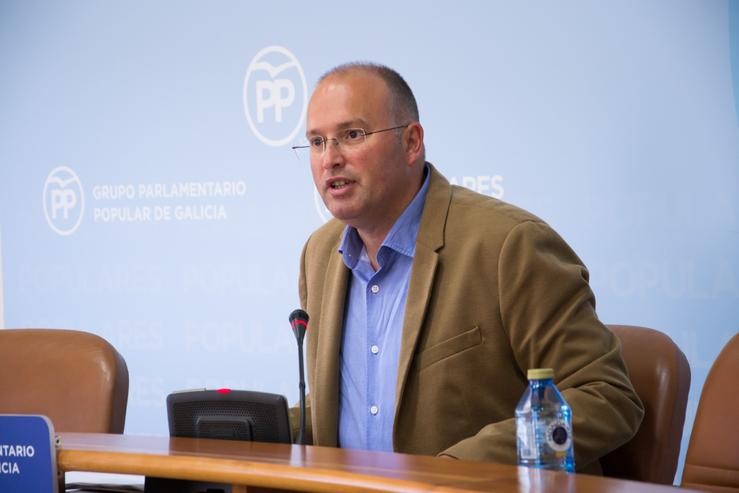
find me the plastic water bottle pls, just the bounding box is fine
[515,368,575,472]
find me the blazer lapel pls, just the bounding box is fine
[393,165,451,437]
[313,242,349,446]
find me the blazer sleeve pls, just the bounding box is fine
[441,220,644,470]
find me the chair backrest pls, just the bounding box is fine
[0,328,129,433]
[600,324,691,484]
[681,333,739,492]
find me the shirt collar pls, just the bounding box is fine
[339,164,431,269]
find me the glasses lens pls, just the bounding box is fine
[309,136,326,154]
[342,128,367,146]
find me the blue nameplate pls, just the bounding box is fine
[0,415,58,493]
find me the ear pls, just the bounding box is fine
[403,122,424,165]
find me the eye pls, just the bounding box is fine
[343,128,365,143]
[309,136,325,149]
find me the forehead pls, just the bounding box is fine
[306,70,392,133]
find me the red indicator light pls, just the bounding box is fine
[216,388,231,394]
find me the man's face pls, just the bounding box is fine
[306,70,419,235]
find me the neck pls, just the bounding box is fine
[355,227,388,271]
[352,163,427,271]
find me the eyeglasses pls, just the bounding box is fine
[292,124,409,156]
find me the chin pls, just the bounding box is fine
[328,211,351,223]
[327,207,358,224]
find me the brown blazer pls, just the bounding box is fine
[298,164,643,471]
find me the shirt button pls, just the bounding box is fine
[370,405,379,415]
[370,345,380,355]
[370,284,380,294]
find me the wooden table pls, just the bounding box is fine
[57,433,697,492]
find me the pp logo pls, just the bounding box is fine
[43,166,85,236]
[243,46,307,147]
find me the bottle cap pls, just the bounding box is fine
[527,368,554,380]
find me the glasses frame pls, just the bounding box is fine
[291,124,410,156]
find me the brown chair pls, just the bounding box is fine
[600,324,691,484]
[0,328,129,433]
[681,333,739,492]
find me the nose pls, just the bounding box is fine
[320,138,344,170]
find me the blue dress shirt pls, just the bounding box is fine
[337,167,430,451]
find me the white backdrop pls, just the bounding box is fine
[1,0,737,483]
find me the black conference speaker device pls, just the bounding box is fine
[167,388,291,443]
[144,388,292,493]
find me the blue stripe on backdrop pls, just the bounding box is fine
[731,0,739,125]
[0,230,4,329]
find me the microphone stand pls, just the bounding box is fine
[289,309,309,445]
[297,336,306,445]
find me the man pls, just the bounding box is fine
[294,62,643,472]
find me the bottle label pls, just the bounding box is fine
[516,415,573,460]
[545,418,572,452]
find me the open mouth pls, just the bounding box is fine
[330,179,354,189]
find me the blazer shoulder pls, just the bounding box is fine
[419,165,554,251]
[447,185,546,233]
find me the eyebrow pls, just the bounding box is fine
[306,119,371,137]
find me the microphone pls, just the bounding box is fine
[289,309,308,346]
[289,309,309,445]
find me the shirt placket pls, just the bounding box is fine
[365,267,384,446]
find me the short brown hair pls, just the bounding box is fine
[319,62,420,124]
